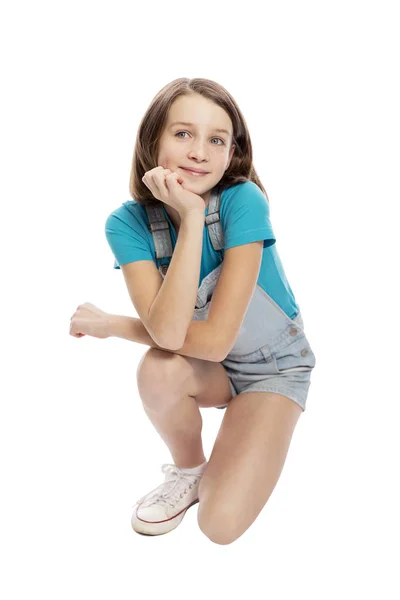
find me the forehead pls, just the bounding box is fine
[166,94,233,134]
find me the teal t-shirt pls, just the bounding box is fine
[105,180,299,319]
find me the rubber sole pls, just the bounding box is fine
[131,498,200,536]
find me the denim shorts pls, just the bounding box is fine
[145,190,317,412]
[216,313,316,412]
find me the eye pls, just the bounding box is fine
[175,131,225,145]
[211,137,225,145]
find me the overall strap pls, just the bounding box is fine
[205,187,224,252]
[145,187,224,278]
[145,201,173,276]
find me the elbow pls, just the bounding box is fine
[214,338,232,363]
[148,317,184,351]
[162,338,185,352]
[209,327,230,362]
[152,333,182,351]
[214,349,228,363]
[211,340,229,363]
[153,328,185,352]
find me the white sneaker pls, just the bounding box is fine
[131,462,207,536]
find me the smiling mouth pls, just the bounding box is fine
[180,167,209,176]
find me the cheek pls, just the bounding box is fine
[157,145,175,166]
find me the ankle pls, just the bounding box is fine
[178,460,208,475]
[176,458,207,470]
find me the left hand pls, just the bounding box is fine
[69,302,111,339]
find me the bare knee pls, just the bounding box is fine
[136,348,190,409]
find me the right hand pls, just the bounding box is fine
[142,166,205,217]
[69,302,111,339]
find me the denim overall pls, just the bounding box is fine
[145,187,316,411]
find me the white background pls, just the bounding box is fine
[1,0,399,598]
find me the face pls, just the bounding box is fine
[156,93,236,205]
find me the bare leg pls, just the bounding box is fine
[141,395,207,469]
[136,348,232,469]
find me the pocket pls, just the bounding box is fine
[271,335,316,373]
[222,346,267,365]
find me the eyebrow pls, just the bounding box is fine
[169,121,231,137]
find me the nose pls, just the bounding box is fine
[188,137,209,161]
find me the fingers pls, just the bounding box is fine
[165,173,184,186]
[142,166,181,199]
[70,305,88,338]
[142,166,169,186]
[164,172,180,186]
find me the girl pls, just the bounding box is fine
[70,77,316,545]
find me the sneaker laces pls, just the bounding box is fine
[134,463,202,509]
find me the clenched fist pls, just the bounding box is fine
[69,302,111,339]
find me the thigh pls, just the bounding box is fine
[137,348,233,409]
[198,391,303,543]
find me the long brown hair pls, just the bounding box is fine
[129,77,270,205]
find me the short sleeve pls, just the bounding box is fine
[222,181,276,250]
[105,208,153,270]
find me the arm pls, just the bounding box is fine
[108,314,221,362]
[148,210,205,349]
